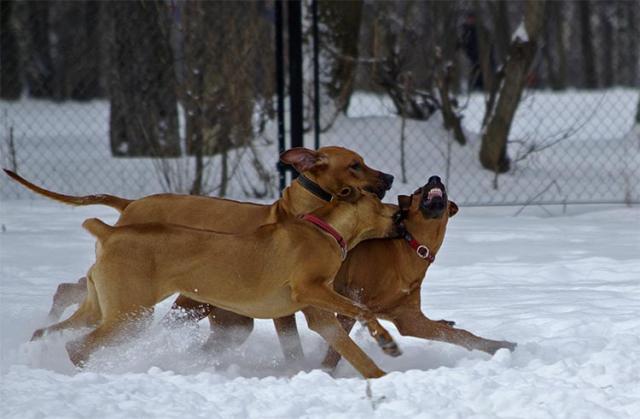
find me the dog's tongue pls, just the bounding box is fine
[427,188,443,200]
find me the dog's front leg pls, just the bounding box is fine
[302,307,385,379]
[391,308,516,354]
[292,281,401,357]
[320,314,355,371]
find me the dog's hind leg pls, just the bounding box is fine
[201,307,254,353]
[32,278,100,341]
[47,277,88,321]
[66,308,153,367]
[163,295,212,325]
[273,315,304,362]
[302,307,385,379]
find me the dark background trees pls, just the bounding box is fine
[1,0,638,173]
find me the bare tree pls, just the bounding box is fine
[107,0,180,158]
[181,1,267,196]
[371,1,439,120]
[0,0,21,99]
[50,1,103,100]
[578,0,598,88]
[24,1,55,98]
[618,0,639,87]
[487,0,511,68]
[542,0,567,90]
[598,2,614,87]
[317,0,363,116]
[479,0,546,175]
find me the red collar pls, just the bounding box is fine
[403,231,435,262]
[301,214,347,260]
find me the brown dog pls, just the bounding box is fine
[321,176,516,370]
[40,188,403,378]
[5,146,393,360]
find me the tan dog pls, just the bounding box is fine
[39,188,403,378]
[5,146,393,360]
[320,176,516,370]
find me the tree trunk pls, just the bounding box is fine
[435,52,466,146]
[50,1,103,101]
[107,0,180,157]
[489,0,511,66]
[25,1,55,98]
[181,1,262,195]
[552,1,567,90]
[623,1,639,87]
[543,1,567,90]
[599,3,614,87]
[479,0,546,174]
[578,0,598,88]
[0,0,21,99]
[181,0,207,194]
[317,0,363,114]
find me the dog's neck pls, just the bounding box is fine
[402,215,449,259]
[310,202,363,251]
[279,177,332,217]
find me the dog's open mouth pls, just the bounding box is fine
[420,176,447,218]
[426,188,443,200]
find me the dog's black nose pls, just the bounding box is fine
[381,173,394,189]
[428,176,441,184]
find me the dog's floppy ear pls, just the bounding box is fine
[397,195,412,211]
[280,147,328,173]
[336,186,360,202]
[448,201,459,218]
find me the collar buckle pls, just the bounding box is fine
[416,245,429,259]
[403,231,435,263]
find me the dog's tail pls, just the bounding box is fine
[3,169,132,213]
[82,218,114,242]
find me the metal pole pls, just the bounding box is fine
[288,0,303,178]
[312,0,320,150]
[275,0,286,194]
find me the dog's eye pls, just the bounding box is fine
[350,162,361,171]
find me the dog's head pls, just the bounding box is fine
[397,176,458,222]
[280,146,393,199]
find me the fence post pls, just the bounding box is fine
[312,0,320,150]
[275,0,286,194]
[288,0,304,179]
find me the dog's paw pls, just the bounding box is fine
[31,328,46,341]
[487,340,517,354]
[503,340,517,352]
[66,340,89,367]
[377,337,402,357]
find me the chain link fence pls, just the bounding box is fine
[2,0,639,206]
[1,0,279,200]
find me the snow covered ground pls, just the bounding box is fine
[1,200,639,418]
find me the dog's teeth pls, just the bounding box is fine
[428,188,443,199]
